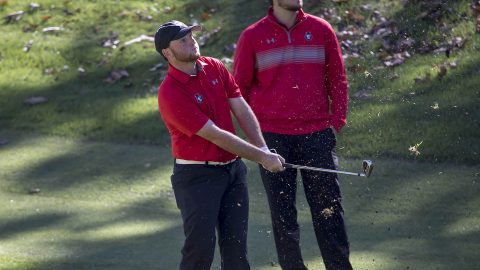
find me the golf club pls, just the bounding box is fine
[282,160,374,177]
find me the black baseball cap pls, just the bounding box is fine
[154,20,201,54]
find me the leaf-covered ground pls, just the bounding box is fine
[1,0,478,162]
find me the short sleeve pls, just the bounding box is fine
[213,58,242,98]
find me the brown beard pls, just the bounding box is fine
[282,5,301,11]
[171,47,200,62]
[284,6,300,11]
[278,0,302,11]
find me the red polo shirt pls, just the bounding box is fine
[158,56,241,162]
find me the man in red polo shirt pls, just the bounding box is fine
[154,20,284,270]
[233,0,352,269]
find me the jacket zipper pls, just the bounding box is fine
[268,16,307,44]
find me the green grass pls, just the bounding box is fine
[1,132,479,270]
[1,0,480,269]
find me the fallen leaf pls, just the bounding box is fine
[389,73,399,80]
[437,62,447,79]
[224,43,236,54]
[24,96,48,106]
[163,6,176,14]
[43,68,55,75]
[408,141,423,157]
[431,102,439,110]
[123,34,153,46]
[221,57,233,65]
[63,8,74,16]
[414,72,431,84]
[42,26,63,33]
[200,12,212,21]
[23,40,33,52]
[101,33,120,48]
[476,16,480,33]
[347,63,366,73]
[417,41,436,54]
[345,9,364,23]
[342,38,357,50]
[197,27,221,47]
[449,37,466,49]
[149,86,158,95]
[28,188,41,195]
[448,62,457,69]
[353,87,373,100]
[383,53,406,67]
[118,10,130,18]
[104,69,129,84]
[319,7,342,24]
[433,46,448,55]
[134,10,152,21]
[149,63,164,72]
[472,1,480,16]
[23,23,39,32]
[40,15,51,22]
[96,59,108,67]
[4,11,24,23]
[28,3,40,13]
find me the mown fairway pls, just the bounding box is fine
[1,132,479,269]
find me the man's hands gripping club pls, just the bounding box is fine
[196,120,285,172]
[259,146,285,173]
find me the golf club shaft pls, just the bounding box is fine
[283,163,366,177]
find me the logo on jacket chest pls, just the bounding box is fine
[266,37,276,44]
[194,93,204,103]
[304,31,313,41]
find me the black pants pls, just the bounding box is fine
[171,159,250,270]
[260,128,353,270]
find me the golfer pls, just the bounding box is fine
[154,20,284,270]
[233,0,352,269]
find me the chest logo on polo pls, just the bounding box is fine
[305,31,313,41]
[194,93,204,103]
[211,79,219,85]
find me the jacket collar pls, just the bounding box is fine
[167,58,208,84]
[266,6,307,29]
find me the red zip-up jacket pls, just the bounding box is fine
[233,8,348,135]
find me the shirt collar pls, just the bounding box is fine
[267,7,307,29]
[167,59,208,84]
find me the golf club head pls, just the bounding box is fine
[362,160,373,177]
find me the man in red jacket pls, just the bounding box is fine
[155,20,285,269]
[233,0,352,269]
